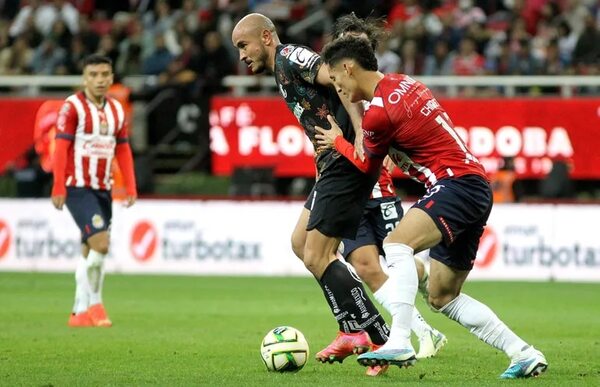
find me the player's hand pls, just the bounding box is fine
[353,130,365,162]
[383,155,396,173]
[51,195,65,210]
[315,115,342,152]
[124,195,137,208]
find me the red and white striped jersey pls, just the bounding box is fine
[363,74,487,188]
[55,91,128,191]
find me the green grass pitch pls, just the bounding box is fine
[1,272,599,386]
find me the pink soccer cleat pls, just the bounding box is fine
[315,331,371,363]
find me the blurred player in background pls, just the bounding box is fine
[317,36,547,379]
[316,13,446,367]
[52,54,137,328]
[232,13,391,376]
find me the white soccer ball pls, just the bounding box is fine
[260,326,309,372]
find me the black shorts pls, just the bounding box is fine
[412,175,492,271]
[65,187,112,243]
[304,158,378,239]
[339,197,403,260]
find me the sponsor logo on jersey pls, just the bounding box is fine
[387,76,417,104]
[0,220,11,259]
[130,220,158,262]
[288,47,318,69]
[280,45,294,58]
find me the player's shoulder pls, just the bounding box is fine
[277,44,319,69]
[106,95,125,111]
[64,91,83,106]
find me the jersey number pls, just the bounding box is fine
[435,113,478,163]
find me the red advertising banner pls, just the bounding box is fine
[210,97,600,179]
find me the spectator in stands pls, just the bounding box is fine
[556,20,577,67]
[453,36,485,75]
[562,0,590,37]
[64,35,89,75]
[424,39,455,76]
[77,15,100,54]
[572,12,600,74]
[508,38,541,75]
[143,34,174,75]
[53,0,80,35]
[192,30,233,95]
[50,19,72,51]
[30,37,66,75]
[0,35,33,75]
[399,38,423,75]
[484,37,505,74]
[96,34,119,67]
[9,0,53,37]
[375,35,401,74]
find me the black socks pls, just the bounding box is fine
[318,259,389,345]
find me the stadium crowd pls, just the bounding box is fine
[0,0,599,80]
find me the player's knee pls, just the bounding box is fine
[428,293,456,310]
[88,235,110,254]
[351,259,380,285]
[302,247,327,277]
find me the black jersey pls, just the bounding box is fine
[274,44,356,174]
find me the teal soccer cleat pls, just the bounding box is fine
[357,347,416,368]
[500,346,548,379]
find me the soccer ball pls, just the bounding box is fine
[260,326,309,372]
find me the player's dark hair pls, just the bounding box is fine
[321,36,378,71]
[82,54,113,69]
[331,12,387,51]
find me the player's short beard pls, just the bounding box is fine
[252,48,269,74]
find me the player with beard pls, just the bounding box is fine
[232,13,389,376]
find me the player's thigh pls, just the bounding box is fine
[307,161,376,240]
[291,207,310,260]
[428,258,470,309]
[413,175,492,248]
[385,207,442,253]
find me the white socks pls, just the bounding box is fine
[439,293,528,359]
[86,249,106,306]
[411,308,434,339]
[72,256,89,314]
[373,243,418,350]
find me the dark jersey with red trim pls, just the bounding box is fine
[363,74,488,188]
[274,44,355,174]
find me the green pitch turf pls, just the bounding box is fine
[1,273,599,386]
